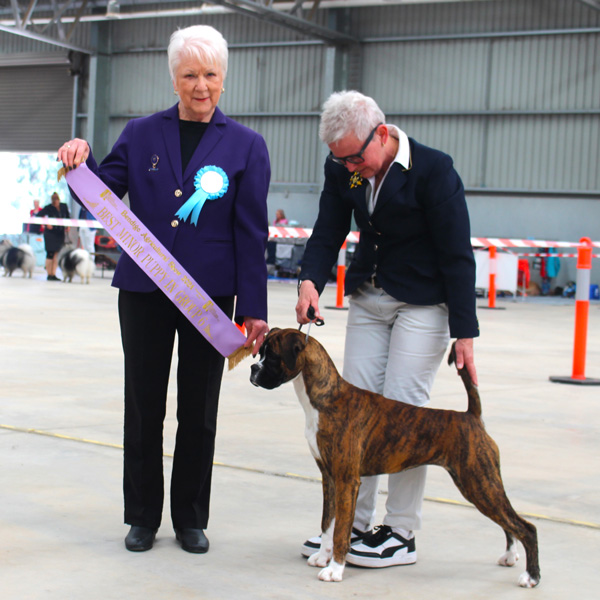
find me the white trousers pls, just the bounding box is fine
[343,282,450,532]
[79,228,96,255]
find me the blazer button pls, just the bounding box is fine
[174,189,183,197]
[171,219,179,228]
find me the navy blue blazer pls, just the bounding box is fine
[85,105,271,322]
[300,137,478,339]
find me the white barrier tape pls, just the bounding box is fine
[518,253,600,258]
[470,237,600,249]
[23,219,600,251]
[24,217,101,228]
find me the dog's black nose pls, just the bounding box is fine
[249,363,260,386]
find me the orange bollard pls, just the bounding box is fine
[488,245,497,308]
[550,237,600,385]
[325,240,349,311]
[572,238,593,379]
[335,241,347,308]
[479,245,506,310]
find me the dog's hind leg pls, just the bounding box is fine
[449,459,540,588]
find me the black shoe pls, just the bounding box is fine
[301,527,369,558]
[125,525,156,552]
[175,528,209,554]
[47,275,61,281]
[346,525,416,568]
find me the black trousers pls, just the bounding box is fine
[118,289,234,530]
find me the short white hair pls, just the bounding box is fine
[319,91,386,144]
[168,25,228,82]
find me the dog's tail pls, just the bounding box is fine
[447,342,482,419]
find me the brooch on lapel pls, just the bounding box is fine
[175,166,229,226]
[349,172,363,189]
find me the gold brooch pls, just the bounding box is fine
[350,172,363,189]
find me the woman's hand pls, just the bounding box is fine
[57,138,90,169]
[243,317,269,356]
[295,280,322,324]
[454,338,478,386]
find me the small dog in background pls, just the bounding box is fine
[0,240,35,278]
[58,244,95,284]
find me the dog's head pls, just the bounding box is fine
[250,328,308,390]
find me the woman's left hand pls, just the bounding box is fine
[454,338,478,386]
[243,317,269,356]
[57,138,90,169]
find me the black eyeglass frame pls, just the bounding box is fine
[327,123,383,166]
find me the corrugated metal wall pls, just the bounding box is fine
[356,2,600,194]
[1,0,599,233]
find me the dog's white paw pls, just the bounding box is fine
[518,571,539,588]
[498,547,519,567]
[318,560,344,582]
[308,550,330,568]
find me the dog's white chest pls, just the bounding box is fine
[293,376,321,461]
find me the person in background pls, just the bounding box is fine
[38,192,70,281]
[77,205,97,256]
[57,24,270,555]
[296,90,478,569]
[273,208,288,226]
[27,199,44,234]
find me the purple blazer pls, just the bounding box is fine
[85,105,271,322]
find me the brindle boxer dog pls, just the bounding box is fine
[250,328,540,588]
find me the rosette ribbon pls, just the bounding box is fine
[175,166,229,225]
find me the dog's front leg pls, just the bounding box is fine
[308,467,335,569]
[317,476,360,582]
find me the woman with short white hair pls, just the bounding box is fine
[296,90,478,569]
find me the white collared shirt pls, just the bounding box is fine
[366,124,410,215]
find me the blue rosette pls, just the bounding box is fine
[175,166,229,226]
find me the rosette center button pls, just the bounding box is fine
[174,189,183,197]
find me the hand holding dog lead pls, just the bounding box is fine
[296,280,322,324]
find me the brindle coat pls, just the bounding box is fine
[250,328,540,588]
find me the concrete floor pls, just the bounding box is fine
[1,267,599,599]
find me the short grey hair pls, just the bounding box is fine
[319,91,386,145]
[168,25,228,83]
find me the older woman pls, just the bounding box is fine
[58,25,270,554]
[296,91,478,568]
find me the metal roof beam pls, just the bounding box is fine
[203,0,357,44]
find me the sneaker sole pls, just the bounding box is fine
[345,551,417,568]
[301,542,319,558]
[301,533,366,559]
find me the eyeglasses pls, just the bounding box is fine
[328,123,382,166]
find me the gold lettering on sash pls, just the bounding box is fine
[100,188,118,209]
[168,261,181,276]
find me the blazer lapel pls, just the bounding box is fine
[372,163,409,215]
[161,104,184,188]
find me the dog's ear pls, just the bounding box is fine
[282,334,306,371]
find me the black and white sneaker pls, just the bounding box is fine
[345,525,416,568]
[301,527,368,558]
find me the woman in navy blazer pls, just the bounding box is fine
[296,91,478,568]
[58,25,270,554]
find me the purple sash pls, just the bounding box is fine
[63,163,247,359]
